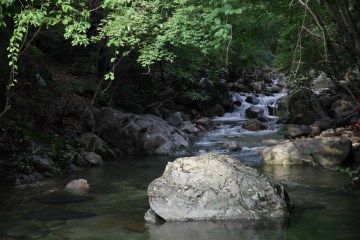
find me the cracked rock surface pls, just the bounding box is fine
[146,153,290,221]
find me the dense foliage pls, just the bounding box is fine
[0,0,359,117]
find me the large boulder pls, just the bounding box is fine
[288,88,328,125]
[262,137,352,167]
[146,153,290,221]
[96,107,189,155]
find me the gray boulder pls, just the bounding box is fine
[180,121,200,134]
[77,133,116,161]
[262,137,352,167]
[165,112,184,127]
[82,152,103,166]
[146,153,290,221]
[284,124,311,138]
[32,155,59,177]
[331,99,355,119]
[97,107,189,155]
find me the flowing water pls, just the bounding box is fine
[1,91,359,240]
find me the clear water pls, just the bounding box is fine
[1,91,359,239]
[0,156,358,240]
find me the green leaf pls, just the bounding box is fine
[214,17,221,25]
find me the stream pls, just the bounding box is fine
[0,91,359,239]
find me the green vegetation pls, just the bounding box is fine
[335,166,357,178]
[0,0,359,118]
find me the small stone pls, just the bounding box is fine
[65,179,90,191]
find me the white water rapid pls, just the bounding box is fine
[184,80,288,165]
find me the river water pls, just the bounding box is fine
[0,92,359,239]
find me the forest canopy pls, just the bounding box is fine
[0,0,359,118]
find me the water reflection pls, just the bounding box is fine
[147,220,286,240]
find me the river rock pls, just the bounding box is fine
[262,137,352,167]
[201,104,225,117]
[31,155,59,177]
[284,124,311,138]
[165,112,184,127]
[180,121,200,134]
[246,106,264,119]
[243,119,267,131]
[77,133,116,161]
[331,99,355,119]
[96,107,189,155]
[82,151,103,165]
[146,153,290,221]
[65,179,90,191]
[223,141,242,152]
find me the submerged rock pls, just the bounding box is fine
[262,137,352,167]
[146,153,290,222]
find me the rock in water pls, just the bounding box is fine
[262,137,352,167]
[65,179,90,191]
[146,153,290,222]
[97,107,189,155]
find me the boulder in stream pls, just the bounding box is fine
[262,137,352,167]
[96,107,189,155]
[146,153,290,222]
[65,179,90,191]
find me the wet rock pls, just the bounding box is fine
[262,137,352,167]
[201,104,225,118]
[73,153,91,167]
[77,133,116,161]
[319,128,341,138]
[180,121,200,134]
[15,172,44,185]
[246,106,264,119]
[243,119,267,131]
[31,155,59,177]
[250,81,264,92]
[194,117,219,131]
[274,96,289,119]
[82,151,103,166]
[313,118,335,130]
[97,107,189,155]
[223,141,242,152]
[331,99,355,119]
[165,112,184,127]
[284,124,311,138]
[144,208,165,223]
[288,89,328,125]
[65,179,90,191]
[309,124,322,137]
[146,153,290,221]
[245,96,260,105]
